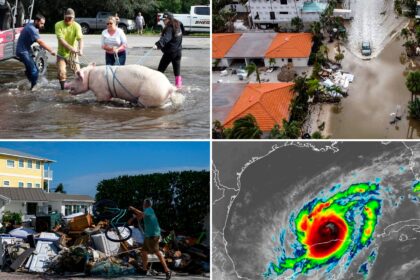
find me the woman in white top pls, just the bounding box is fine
[101,16,127,65]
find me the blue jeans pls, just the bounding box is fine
[17,51,38,88]
[105,51,126,66]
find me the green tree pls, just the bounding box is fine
[334,52,344,64]
[269,124,281,139]
[311,131,324,139]
[291,16,304,32]
[95,171,209,236]
[400,27,411,41]
[408,98,420,119]
[246,62,261,84]
[229,114,263,139]
[406,71,420,95]
[279,119,301,139]
[55,183,66,194]
[212,120,224,139]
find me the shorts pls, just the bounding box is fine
[143,236,160,253]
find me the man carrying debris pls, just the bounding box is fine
[129,199,171,279]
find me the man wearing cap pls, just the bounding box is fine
[153,12,183,89]
[129,199,171,280]
[55,8,84,90]
[16,14,56,90]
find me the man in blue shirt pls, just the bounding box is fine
[129,199,171,279]
[16,14,56,90]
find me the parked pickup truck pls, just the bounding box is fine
[157,5,210,33]
[76,12,135,34]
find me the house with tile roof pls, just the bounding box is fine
[223,82,295,132]
[212,32,312,68]
[265,33,313,67]
[212,33,242,67]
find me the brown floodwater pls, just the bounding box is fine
[0,60,209,139]
[328,37,420,138]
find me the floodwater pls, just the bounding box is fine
[0,61,209,139]
[346,0,407,58]
[328,37,420,138]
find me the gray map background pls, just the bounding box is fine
[212,142,420,280]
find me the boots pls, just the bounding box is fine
[60,80,66,90]
[175,76,182,89]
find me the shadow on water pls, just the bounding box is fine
[0,61,209,138]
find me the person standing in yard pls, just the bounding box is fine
[129,199,171,280]
[136,12,145,35]
[55,8,84,90]
[153,12,183,89]
[101,16,127,65]
[16,14,56,90]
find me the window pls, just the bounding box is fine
[27,182,32,188]
[35,183,40,188]
[3,181,10,187]
[280,0,287,4]
[288,58,293,63]
[19,159,24,168]
[6,160,14,168]
[36,161,41,169]
[280,11,289,14]
[270,11,276,20]
[194,7,210,15]
[27,160,32,168]
[19,182,24,188]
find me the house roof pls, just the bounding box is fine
[212,33,242,59]
[265,33,313,58]
[0,188,94,203]
[225,33,277,58]
[0,148,55,163]
[0,187,48,201]
[46,193,95,202]
[224,83,295,132]
[302,2,328,13]
[212,83,247,122]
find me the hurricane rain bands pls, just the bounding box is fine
[265,183,382,278]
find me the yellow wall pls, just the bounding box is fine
[0,154,46,188]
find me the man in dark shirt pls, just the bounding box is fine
[16,14,56,90]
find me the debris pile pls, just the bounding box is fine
[0,211,210,278]
[315,64,354,103]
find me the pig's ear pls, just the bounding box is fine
[76,70,84,81]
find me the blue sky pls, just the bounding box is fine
[0,142,210,197]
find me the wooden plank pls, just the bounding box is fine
[10,248,35,271]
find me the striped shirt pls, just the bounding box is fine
[101,28,127,53]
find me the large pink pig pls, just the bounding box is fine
[65,64,182,107]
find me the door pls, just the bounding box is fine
[27,202,37,215]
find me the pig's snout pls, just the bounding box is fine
[64,82,71,90]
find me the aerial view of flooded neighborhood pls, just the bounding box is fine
[212,0,420,139]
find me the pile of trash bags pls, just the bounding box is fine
[0,212,210,278]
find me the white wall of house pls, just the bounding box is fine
[264,57,309,67]
[248,0,325,26]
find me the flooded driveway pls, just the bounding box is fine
[345,0,407,58]
[328,38,420,138]
[0,52,209,139]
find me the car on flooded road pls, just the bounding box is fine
[361,41,372,56]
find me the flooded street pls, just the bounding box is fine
[0,37,209,138]
[346,0,407,58]
[329,37,420,138]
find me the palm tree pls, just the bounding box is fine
[280,119,301,139]
[246,62,261,83]
[406,71,420,101]
[291,17,304,32]
[400,28,411,41]
[212,120,224,139]
[269,124,281,139]
[229,114,263,139]
[318,44,329,62]
[310,21,323,43]
[334,52,344,64]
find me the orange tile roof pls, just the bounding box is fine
[265,33,313,58]
[212,33,242,59]
[224,83,295,132]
